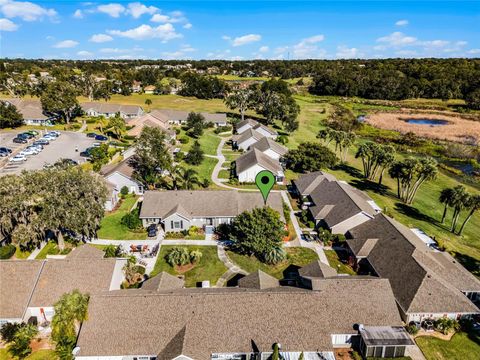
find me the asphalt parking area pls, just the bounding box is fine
[0,130,98,175]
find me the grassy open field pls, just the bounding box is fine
[0,349,57,360]
[416,332,480,360]
[150,245,227,287]
[97,195,147,240]
[227,247,318,279]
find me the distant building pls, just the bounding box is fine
[81,102,144,119]
[143,85,156,94]
[2,99,57,126]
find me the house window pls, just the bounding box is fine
[171,220,183,229]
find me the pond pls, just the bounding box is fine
[406,119,449,126]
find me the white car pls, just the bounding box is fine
[92,142,101,147]
[43,135,56,141]
[48,131,60,137]
[20,148,37,156]
[9,154,27,162]
[25,146,41,154]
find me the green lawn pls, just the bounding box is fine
[14,247,31,259]
[178,128,222,156]
[324,249,357,275]
[227,247,318,279]
[97,195,147,240]
[183,156,218,184]
[150,245,227,287]
[416,332,480,360]
[218,169,230,179]
[0,349,57,360]
[35,241,72,259]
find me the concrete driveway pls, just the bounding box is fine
[0,130,97,175]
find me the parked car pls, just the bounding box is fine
[9,154,27,162]
[0,151,9,157]
[48,131,60,136]
[147,225,157,237]
[92,142,101,147]
[26,146,42,154]
[80,147,93,158]
[20,148,38,156]
[0,147,12,154]
[25,130,39,136]
[87,132,97,138]
[34,139,50,146]
[95,134,108,141]
[43,134,56,141]
[20,132,33,139]
[13,137,28,144]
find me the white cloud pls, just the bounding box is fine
[259,46,269,53]
[108,23,181,41]
[99,47,143,54]
[89,33,113,43]
[422,40,450,48]
[183,22,192,29]
[292,34,326,58]
[162,45,196,59]
[226,34,261,47]
[377,32,417,46]
[73,9,83,19]
[77,50,93,57]
[127,2,158,18]
[395,50,418,57]
[0,0,57,21]
[336,45,360,59]
[150,13,171,23]
[230,56,244,61]
[53,40,79,48]
[395,19,409,26]
[0,17,18,31]
[467,49,480,54]
[97,3,125,18]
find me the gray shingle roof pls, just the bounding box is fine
[236,118,259,131]
[100,158,135,179]
[67,244,105,259]
[238,270,280,289]
[234,128,265,146]
[299,260,338,278]
[3,99,50,120]
[139,190,285,221]
[308,180,376,227]
[347,213,480,315]
[253,123,278,136]
[249,137,288,156]
[0,260,44,319]
[76,277,402,358]
[81,102,142,116]
[142,272,184,291]
[293,171,337,196]
[235,148,283,175]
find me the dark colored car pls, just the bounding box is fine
[87,132,97,138]
[33,139,49,146]
[147,225,157,237]
[20,132,34,139]
[95,134,108,141]
[13,137,28,144]
[0,147,12,153]
[80,147,93,158]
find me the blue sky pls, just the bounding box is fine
[0,1,479,60]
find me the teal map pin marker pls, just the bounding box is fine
[255,170,275,205]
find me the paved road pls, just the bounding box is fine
[0,130,96,175]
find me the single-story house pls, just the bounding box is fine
[75,272,405,359]
[0,245,125,325]
[126,112,177,139]
[249,136,288,160]
[359,326,414,358]
[346,213,480,323]
[139,190,285,231]
[131,81,142,93]
[293,172,380,234]
[293,171,337,198]
[235,118,278,139]
[100,158,144,196]
[144,85,156,94]
[234,148,285,184]
[81,102,144,119]
[2,99,57,126]
[151,109,228,127]
[253,123,278,139]
[231,128,265,151]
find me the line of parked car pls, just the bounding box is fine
[6,130,61,163]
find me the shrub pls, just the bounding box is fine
[120,186,129,197]
[104,244,125,258]
[174,151,185,161]
[214,125,232,134]
[175,128,181,135]
[0,322,23,343]
[434,318,460,335]
[0,244,16,259]
[189,250,203,263]
[179,136,190,144]
[120,208,142,230]
[406,323,419,335]
[263,246,287,265]
[166,247,191,267]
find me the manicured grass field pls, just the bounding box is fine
[0,349,58,360]
[178,128,222,156]
[183,156,218,184]
[416,332,480,360]
[150,245,227,287]
[218,169,230,179]
[97,195,147,240]
[14,247,31,259]
[227,247,318,279]
[324,249,356,275]
[35,241,72,259]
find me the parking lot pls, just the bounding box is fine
[0,130,98,175]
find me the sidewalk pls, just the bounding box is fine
[27,242,46,260]
[216,244,248,287]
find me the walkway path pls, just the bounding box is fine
[77,120,87,133]
[216,245,248,287]
[27,242,46,260]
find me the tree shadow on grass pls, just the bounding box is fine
[394,202,437,224]
[451,252,480,278]
[350,179,390,196]
[332,163,364,179]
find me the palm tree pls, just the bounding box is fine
[168,165,184,190]
[145,98,152,107]
[449,185,469,232]
[457,194,480,235]
[263,246,287,265]
[439,188,454,224]
[180,168,200,190]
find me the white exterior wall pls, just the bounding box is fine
[407,312,462,323]
[237,164,265,183]
[109,259,127,290]
[24,306,55,322]
[236,124,253,134]
[105,173,143,195]
[330,212,372,235]
[256,127,276,139]
[331,334,355,347]
[238,137,258,151]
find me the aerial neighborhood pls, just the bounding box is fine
[0,2,480,360]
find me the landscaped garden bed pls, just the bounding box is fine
[324,249,356,275]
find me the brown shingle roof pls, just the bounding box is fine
[142,272,184,291]
[234,128,265,146]
[81,102,142,116]
[236,118,259,131]
[67,244,105,259]
[28,258,117,307]
[253,123,278,136]
[249,137,288,157]
[139,190,285,221]
[3,99,49,120]
[235,148,283,175]
[0,260,44,319]
[299,260,337,278]
[238,270,279,289]
[347,213,480,315]
[100,158,135,179]
[76,278,402,358]
[126,113,176,137]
